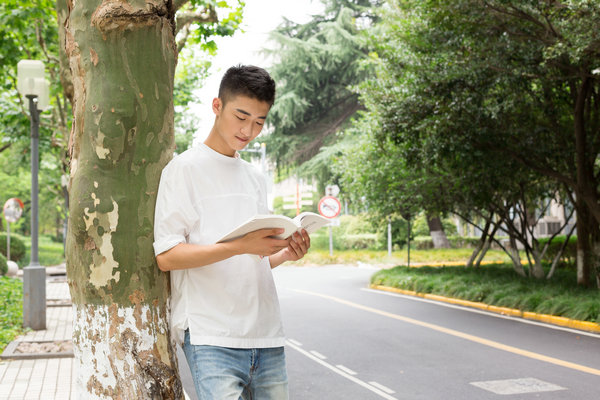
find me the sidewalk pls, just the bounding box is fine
[0,267,76,399]
[0,266,196,400]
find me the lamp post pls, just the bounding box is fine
[17,60,50,330]
[241,141,267,174]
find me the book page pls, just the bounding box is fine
[293,212,331,234]
[217,214,299,242]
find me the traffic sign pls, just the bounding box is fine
[325,184,340,197]
[3,198,24,223]
[318,196,341,219]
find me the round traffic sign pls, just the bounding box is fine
[3,198,24,223]
[318,196,341,219]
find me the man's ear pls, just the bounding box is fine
[212,97,222,115]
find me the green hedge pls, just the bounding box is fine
[538,235,577,266]
[0,253,7,276]
[0,233,26,262]
[0,277,24,352]
[311,232,380,251]
[413,235,482,250]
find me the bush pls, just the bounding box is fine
[0,276,24,352]
[538,235,577,267]
[311,231,380,251]
[0,253,7,276]
[448,236,482,248]
[414,236,434,250]
[0,233,26,262]
[413,235,482,250]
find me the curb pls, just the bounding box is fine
[370,284,600,334]
[0,340,74,360]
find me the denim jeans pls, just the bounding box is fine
[183,330,289,400]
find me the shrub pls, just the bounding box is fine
[0,276,24,352]
[0,233,26,262]
[0,253,7,276]
[311,231,380,251]
[414,236,434,250]
[447,236,482,248]
[538,235,577,267]
[341,233,379,249]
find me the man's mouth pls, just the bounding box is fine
[236,136,250,143]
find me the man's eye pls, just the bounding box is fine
[236,116,245,121]
[256,122,263,126]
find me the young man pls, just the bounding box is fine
[153,65,309,399]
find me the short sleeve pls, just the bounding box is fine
[153,160,199,256]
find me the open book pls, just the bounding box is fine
[218,212,331,243]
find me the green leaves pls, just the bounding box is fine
[265,2,376,167]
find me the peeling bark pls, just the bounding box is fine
[65,0,181,397]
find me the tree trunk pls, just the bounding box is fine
[427,214,451,248]
[56,0,73,106]
[508,235,526,277]
[576,201,592,286]
[64,1,182,398]
[466,217,491,268]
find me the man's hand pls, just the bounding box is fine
[235,228,291,257]
[269,229,311,268]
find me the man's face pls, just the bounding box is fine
[209,94,271,156]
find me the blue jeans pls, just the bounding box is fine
[183,330,289,400]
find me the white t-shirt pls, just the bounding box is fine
[153,144,285,348]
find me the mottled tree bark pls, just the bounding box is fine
[64,0,182,398]
[427,214,450,249]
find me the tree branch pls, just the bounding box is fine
[172,0,189,12]
[0,143,12,154]
[175,8,217,35]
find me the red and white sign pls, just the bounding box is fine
[318,196,341,219]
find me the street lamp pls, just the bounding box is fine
[17,60,50,330]
[241,141,267,174]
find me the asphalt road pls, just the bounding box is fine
[273,264,600,400]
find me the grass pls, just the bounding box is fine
[0,276,26,352]
[17,234,65,267]
[296,247,516,266]
[371,264,600,323]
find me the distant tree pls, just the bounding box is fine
[265,0,383,178]
[339,0,589,278]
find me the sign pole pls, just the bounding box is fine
[407,216,411,268]
[328,225,333,256]
[387,216,392,257]
[318,194,341,258]
[6,222,10,261]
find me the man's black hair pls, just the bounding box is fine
[218,65,276,107]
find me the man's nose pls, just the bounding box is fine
[241,121,258,137]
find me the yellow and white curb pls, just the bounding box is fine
[370,284,600,334]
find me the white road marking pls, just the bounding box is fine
[335,365,357,375]
[470,377,566,395]
[368,381,396,394]
[294,289,600,377]
[285,340,399,400]
[309,350,327,360]
[362,288,600,339]
[287,338,303,347]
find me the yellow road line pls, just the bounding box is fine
[291,288,600,377]
[371,284,600,334]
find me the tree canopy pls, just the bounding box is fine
[335,0,600,284]
[264,0,383,173]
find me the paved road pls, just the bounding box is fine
[273,264,600,400]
